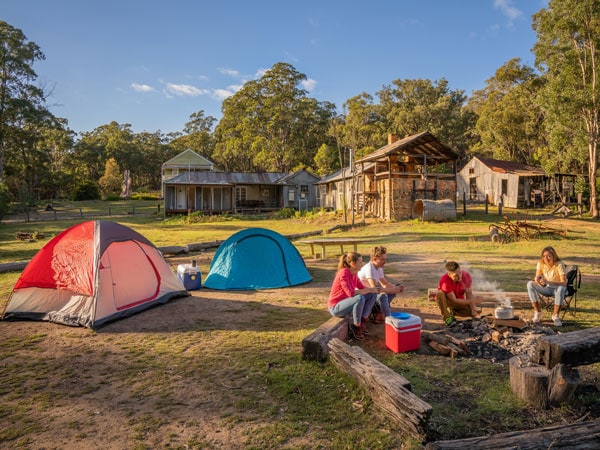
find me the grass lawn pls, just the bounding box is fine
[0,204,599,449]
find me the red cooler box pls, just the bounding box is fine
[385,313,422,353]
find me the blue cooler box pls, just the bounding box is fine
[177,264,202,290]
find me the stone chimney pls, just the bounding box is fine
[388,134,398,145]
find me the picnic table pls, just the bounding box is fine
[298,238,366,260]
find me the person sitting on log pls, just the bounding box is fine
[526,246,567,327]
[436,261,482,327]
[357,245,404,324]
[327,252,378,340]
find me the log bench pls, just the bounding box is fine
[328,338,432,440]
[509,327,600,408]
[425,417,600,449]
[301,316,348,361]
[427,288,532,308]
[536,326,600,369]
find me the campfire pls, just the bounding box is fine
[423,313,559,363]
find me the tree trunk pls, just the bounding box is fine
[588,140,598,218]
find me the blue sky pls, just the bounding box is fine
[4,0,548,136]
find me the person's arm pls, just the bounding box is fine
[379,276,403,293]
[355,276,378,295]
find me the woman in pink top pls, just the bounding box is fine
[328,252,378,340]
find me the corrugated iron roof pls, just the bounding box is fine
[316,163,374,184]
[165,171,289,185]
[476,156,546,176]
[355,131,459,164]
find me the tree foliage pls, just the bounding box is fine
[377,78,478,157]
[534,0,600,218]
[98,157,122,198]
[469,58,546,164]
[214,62,334,172]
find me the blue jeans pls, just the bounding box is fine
[330,294,369,325]
[375,293,396,316]
[527,280,566,306]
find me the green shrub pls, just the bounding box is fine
[0,182,11,219]
[72,181,100,201]
[273,207,296,219]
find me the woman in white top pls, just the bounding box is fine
[526,246,567,326]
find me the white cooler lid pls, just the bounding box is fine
[385,313,422,331]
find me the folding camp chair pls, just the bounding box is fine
[541,264,581,319]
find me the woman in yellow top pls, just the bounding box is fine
[526,246,567,326]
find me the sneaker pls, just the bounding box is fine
[444,316,456,327]
[348,323,365,340]
[532,311,543,323]
[552,315,563,327]
[359,320,370,335]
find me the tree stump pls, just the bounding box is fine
[509,355,579,408]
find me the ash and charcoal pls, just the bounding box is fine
[442,315,558,363]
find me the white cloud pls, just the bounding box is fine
[165,83,208,96]
[219,68,241,78]
[213,88,235,100]
[301,78,317,92]
[131,83,155,93]
[494,0,523,21]
[212,84,243,100]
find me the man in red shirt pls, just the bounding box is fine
[436,261,482,327]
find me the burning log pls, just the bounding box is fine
[422,331,469,357]
[492,318,527,330]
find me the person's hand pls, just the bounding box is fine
[537,275,546,286]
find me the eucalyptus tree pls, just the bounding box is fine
[340,92,387,159]
[169,109,217,160]
[136,131,176,190]
[0,21,47,180]
[72,122,141,189]
[377,78,477,157]
[214,62,334,172]
[468,58,546,164]
[533,0,600,218]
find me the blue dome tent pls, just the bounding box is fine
[203,228,312,290]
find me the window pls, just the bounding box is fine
[236,186,247,202]
[300,185,309,198]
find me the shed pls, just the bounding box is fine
[457,156,547,208]
[352,132,460,220]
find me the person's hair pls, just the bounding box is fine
[445,261,460,272]
[540,246,560,264]
[371,246,387,259]
[338,252,361,270]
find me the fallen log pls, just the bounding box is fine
[158,245,189,255]
[186,241,224,251]
[0,261,29,274]
[328,337,431,440]
[301,317,348,361]
[424,417,600,449]
[427,289,531,307]
[536,327,600,369]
